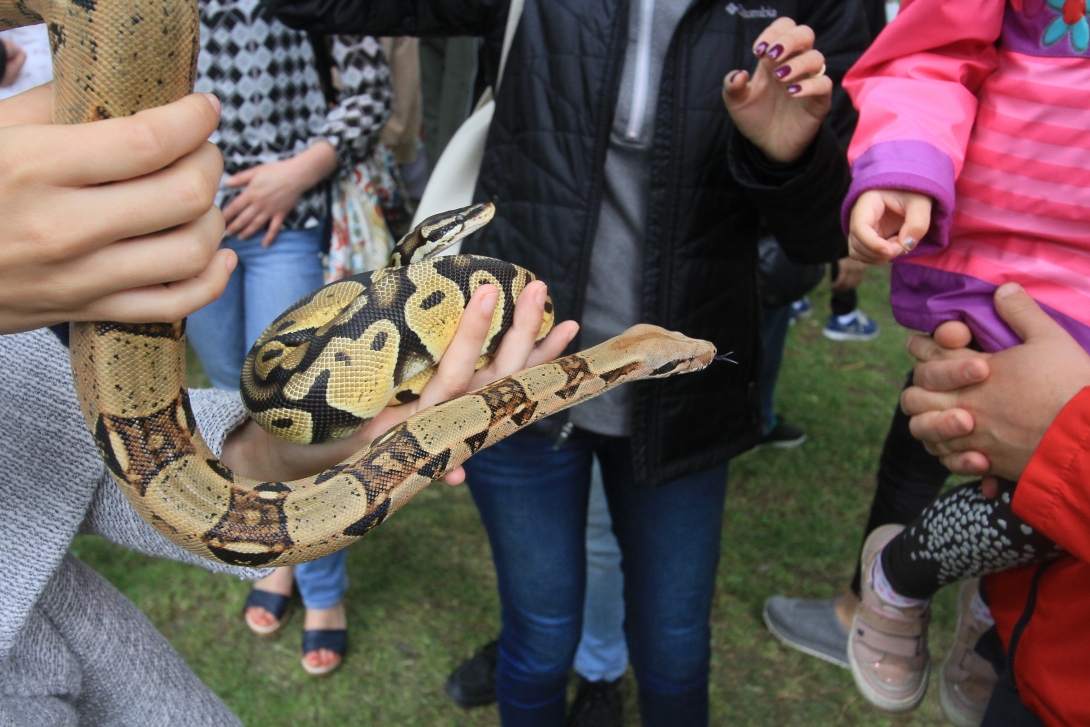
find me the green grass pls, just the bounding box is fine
[73,267,958,726]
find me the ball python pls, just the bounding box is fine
[239,202,556,446]
[0,0,718,567]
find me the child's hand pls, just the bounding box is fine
[0,91,235,334]
[722,18,833,164]
[849,189,933,264]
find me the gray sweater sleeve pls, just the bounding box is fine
[0,329,263,658]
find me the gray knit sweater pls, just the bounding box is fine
[0,329,264,726]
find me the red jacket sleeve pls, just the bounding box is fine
[1014,386,1090,563]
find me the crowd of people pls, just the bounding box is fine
[1,0,1089,725]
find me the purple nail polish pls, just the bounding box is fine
[774,65,791,79]
[754,42,768,56]
[787,84,802,95]
[768,44,784,60]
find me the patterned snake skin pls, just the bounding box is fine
[0,0,717,567]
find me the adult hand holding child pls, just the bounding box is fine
[902,283,1090,482]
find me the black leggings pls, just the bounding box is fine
[830,262,858,317]
[850,373,951,595]
[881,479,1064,600]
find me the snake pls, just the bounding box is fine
[0,0,717,567]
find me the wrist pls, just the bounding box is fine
[289,140,338,189]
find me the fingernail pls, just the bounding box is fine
[965,362,985,381]
[768,44,784,60]
[480,291,498,313]
[202,92,221,114]
[995,282,1023,299]
[786,84,802,95]
[901,236,918,252]
[535,285,546,306]
[774,65,791,79]
[726,70,740,84]
[754,42,768,56]
[225,252,238,274]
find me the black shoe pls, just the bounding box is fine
[567,675,623,727]
[445,639,499,708]
[752,417,807,451]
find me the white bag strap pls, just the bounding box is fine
[410,0,525,229]
[495,0,525,96]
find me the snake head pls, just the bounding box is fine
[593,325,717,381]
[389,203,497,267]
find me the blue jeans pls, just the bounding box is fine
[758,302,792,433]
[573,460,628,682]
[464,428,729,727]
[188,227,346,609]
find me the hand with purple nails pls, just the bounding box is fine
[721,17,832,164]
[848,189,934,265]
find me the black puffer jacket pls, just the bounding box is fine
[266,0,866,487]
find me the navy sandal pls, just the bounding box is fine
[301,629,347,676]
[243,589,291,636]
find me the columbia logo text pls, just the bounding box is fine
[725,3,778,18]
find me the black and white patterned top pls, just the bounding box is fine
[195,0,392,230]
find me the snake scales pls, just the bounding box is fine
[0,0,717,567]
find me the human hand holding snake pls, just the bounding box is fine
[222,281,579,485]
[0,86,234,333]
[721,17,833,164]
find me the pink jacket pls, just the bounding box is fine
[843,0,1090,352]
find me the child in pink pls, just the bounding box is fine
[846,0,1090,352]
[841,0,1090,721]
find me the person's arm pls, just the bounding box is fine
[0,87,234,333]
[262,0,506,38]
[902,283,1090,481]
[319,35,394,168]
[723,18,855,265]
[1015,388,1090,563]
[843,0,1005,262]
[221,34,396,246]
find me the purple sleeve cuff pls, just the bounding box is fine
[841,140,957,258]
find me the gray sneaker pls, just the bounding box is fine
[763,596,850,669]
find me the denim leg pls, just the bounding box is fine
[573,457,628,682]
[238,228,325,347]
[186,246,247,391]
[295,550,349,610]
[465,428,596,727]
[758,303,793,432]
[597,439,729,727]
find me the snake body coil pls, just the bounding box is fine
[0,0,717,567]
